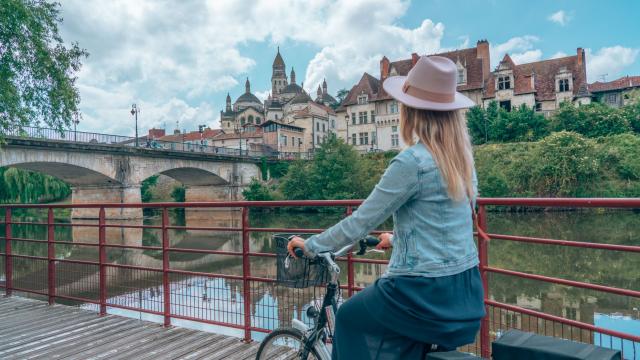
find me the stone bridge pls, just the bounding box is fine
[0,138,261,218]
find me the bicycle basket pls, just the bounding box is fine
[274,234,330,289]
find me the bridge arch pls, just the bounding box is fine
[156,167,229,186]
[5,162,122,186]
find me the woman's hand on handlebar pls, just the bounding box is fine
[376,233,393,250]
[287,236,306,258]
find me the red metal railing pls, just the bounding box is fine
[0,199,638,359]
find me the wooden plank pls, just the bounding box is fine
[148,333,227,360]
[26,320,142,359]
[177,336,242,360]
[0,297,262,360]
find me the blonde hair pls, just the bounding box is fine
[400,105,474,201]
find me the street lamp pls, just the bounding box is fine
[345,115,350,145]
[73,112,80,142]
[130,104,140,147]
[198,124,206,151]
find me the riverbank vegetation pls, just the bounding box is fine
[245,126,640,202]
[0,167,70,203]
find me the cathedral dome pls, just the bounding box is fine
[290,91,312,104]
[235,92,261,104]
[282,83,304,95]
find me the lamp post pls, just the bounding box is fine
[73,112,80,142]
[345,115,350,145]
[130,104,139,147]
[234,123,243,156]
[198,124,206,151]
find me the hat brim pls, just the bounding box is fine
[383,76,476,111]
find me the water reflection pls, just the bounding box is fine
[1,209,638,350]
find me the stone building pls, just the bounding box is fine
[219,78,264,133]
[261,120,306,156]
[482,48,590,116]
[588,75,640,107]
[219,48,337,154]
[337,40,492,152]
[335,73,381,152]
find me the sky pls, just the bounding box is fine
[58,0,640,136]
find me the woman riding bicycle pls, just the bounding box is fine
[288,56,485,359]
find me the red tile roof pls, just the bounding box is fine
[341,73,381,106]
[158,128,224,142]
[376,42,491,101]
[588,76,640,93]
[483,50,587,101]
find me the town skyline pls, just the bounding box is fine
[59,0,639,136]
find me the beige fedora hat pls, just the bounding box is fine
[383,55,475,111]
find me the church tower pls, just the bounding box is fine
[271,47,288,97]
[225,93,231,112]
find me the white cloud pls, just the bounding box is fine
[61,0,453,133]
[551,51,568,59]
[510,50,543,64]
[490,36,540,67]
[254,90,271,102]
[586,46,640,82]
[548,10,571,26]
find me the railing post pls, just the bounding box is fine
[162,207,171,327]
[4,208,12,297]
[345,206,355,297]
[98,207,107,316]
[241,206,252,342]
[477,204,491,358]
[47,208,56,305]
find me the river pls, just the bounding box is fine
[1,208,638,355]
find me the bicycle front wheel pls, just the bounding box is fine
[255,327,321,360]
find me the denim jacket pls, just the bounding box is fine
[304,142,479,278]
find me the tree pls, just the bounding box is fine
[335,88,349,105]
[466,106,489,144]
[466,102,549,143]
[551,102,630,138]
[242,178,275,201]
[0,0,88,137]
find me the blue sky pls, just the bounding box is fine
[59,0,639,136]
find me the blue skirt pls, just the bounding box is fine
[332,266,485,359]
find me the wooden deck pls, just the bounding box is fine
[0,296,262,359]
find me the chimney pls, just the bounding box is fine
[380,56,390,81]
[411,53,419,66]
[148,128,165,139]
[577,47,586,85]
[476,39,491,81]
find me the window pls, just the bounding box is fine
[391,125,398,133]
[248,115,254,124]
[364,132,369,145]
[391,134,399,147]
[331,119,335,128]
[291,136,294,146]
[256,117,261,124]
[357,94,368,104]
[606,93,618,105]
[275,114,278,120]
[499,100,512,112]
[358,112,364,124]
[363,111,368,124]
[457,67,466,84]
[317,135,321,144]
[352,113,356,125]
[240,117,246,125]
[535,102,542,111]
[371,111,375,122]
[389,101,399,114]
[558,78,570,92]
[351,133,356,145]
[371,131,376,145]
[498,76,511,90]
[322,123,326,132]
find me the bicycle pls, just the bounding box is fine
[255,234,381,360]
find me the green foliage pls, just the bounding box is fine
[171,185,185,202]
[140,175,159,202]
[242,178,276,201]
[550,102,630,138]
[0,0,88,137]
[278,134,390,201]
[335,88,349,105]
[530,132,598,196]
[0,167,70,203]
[466,102,549,144]
[268,161,289,179]
[260,157,268,181]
